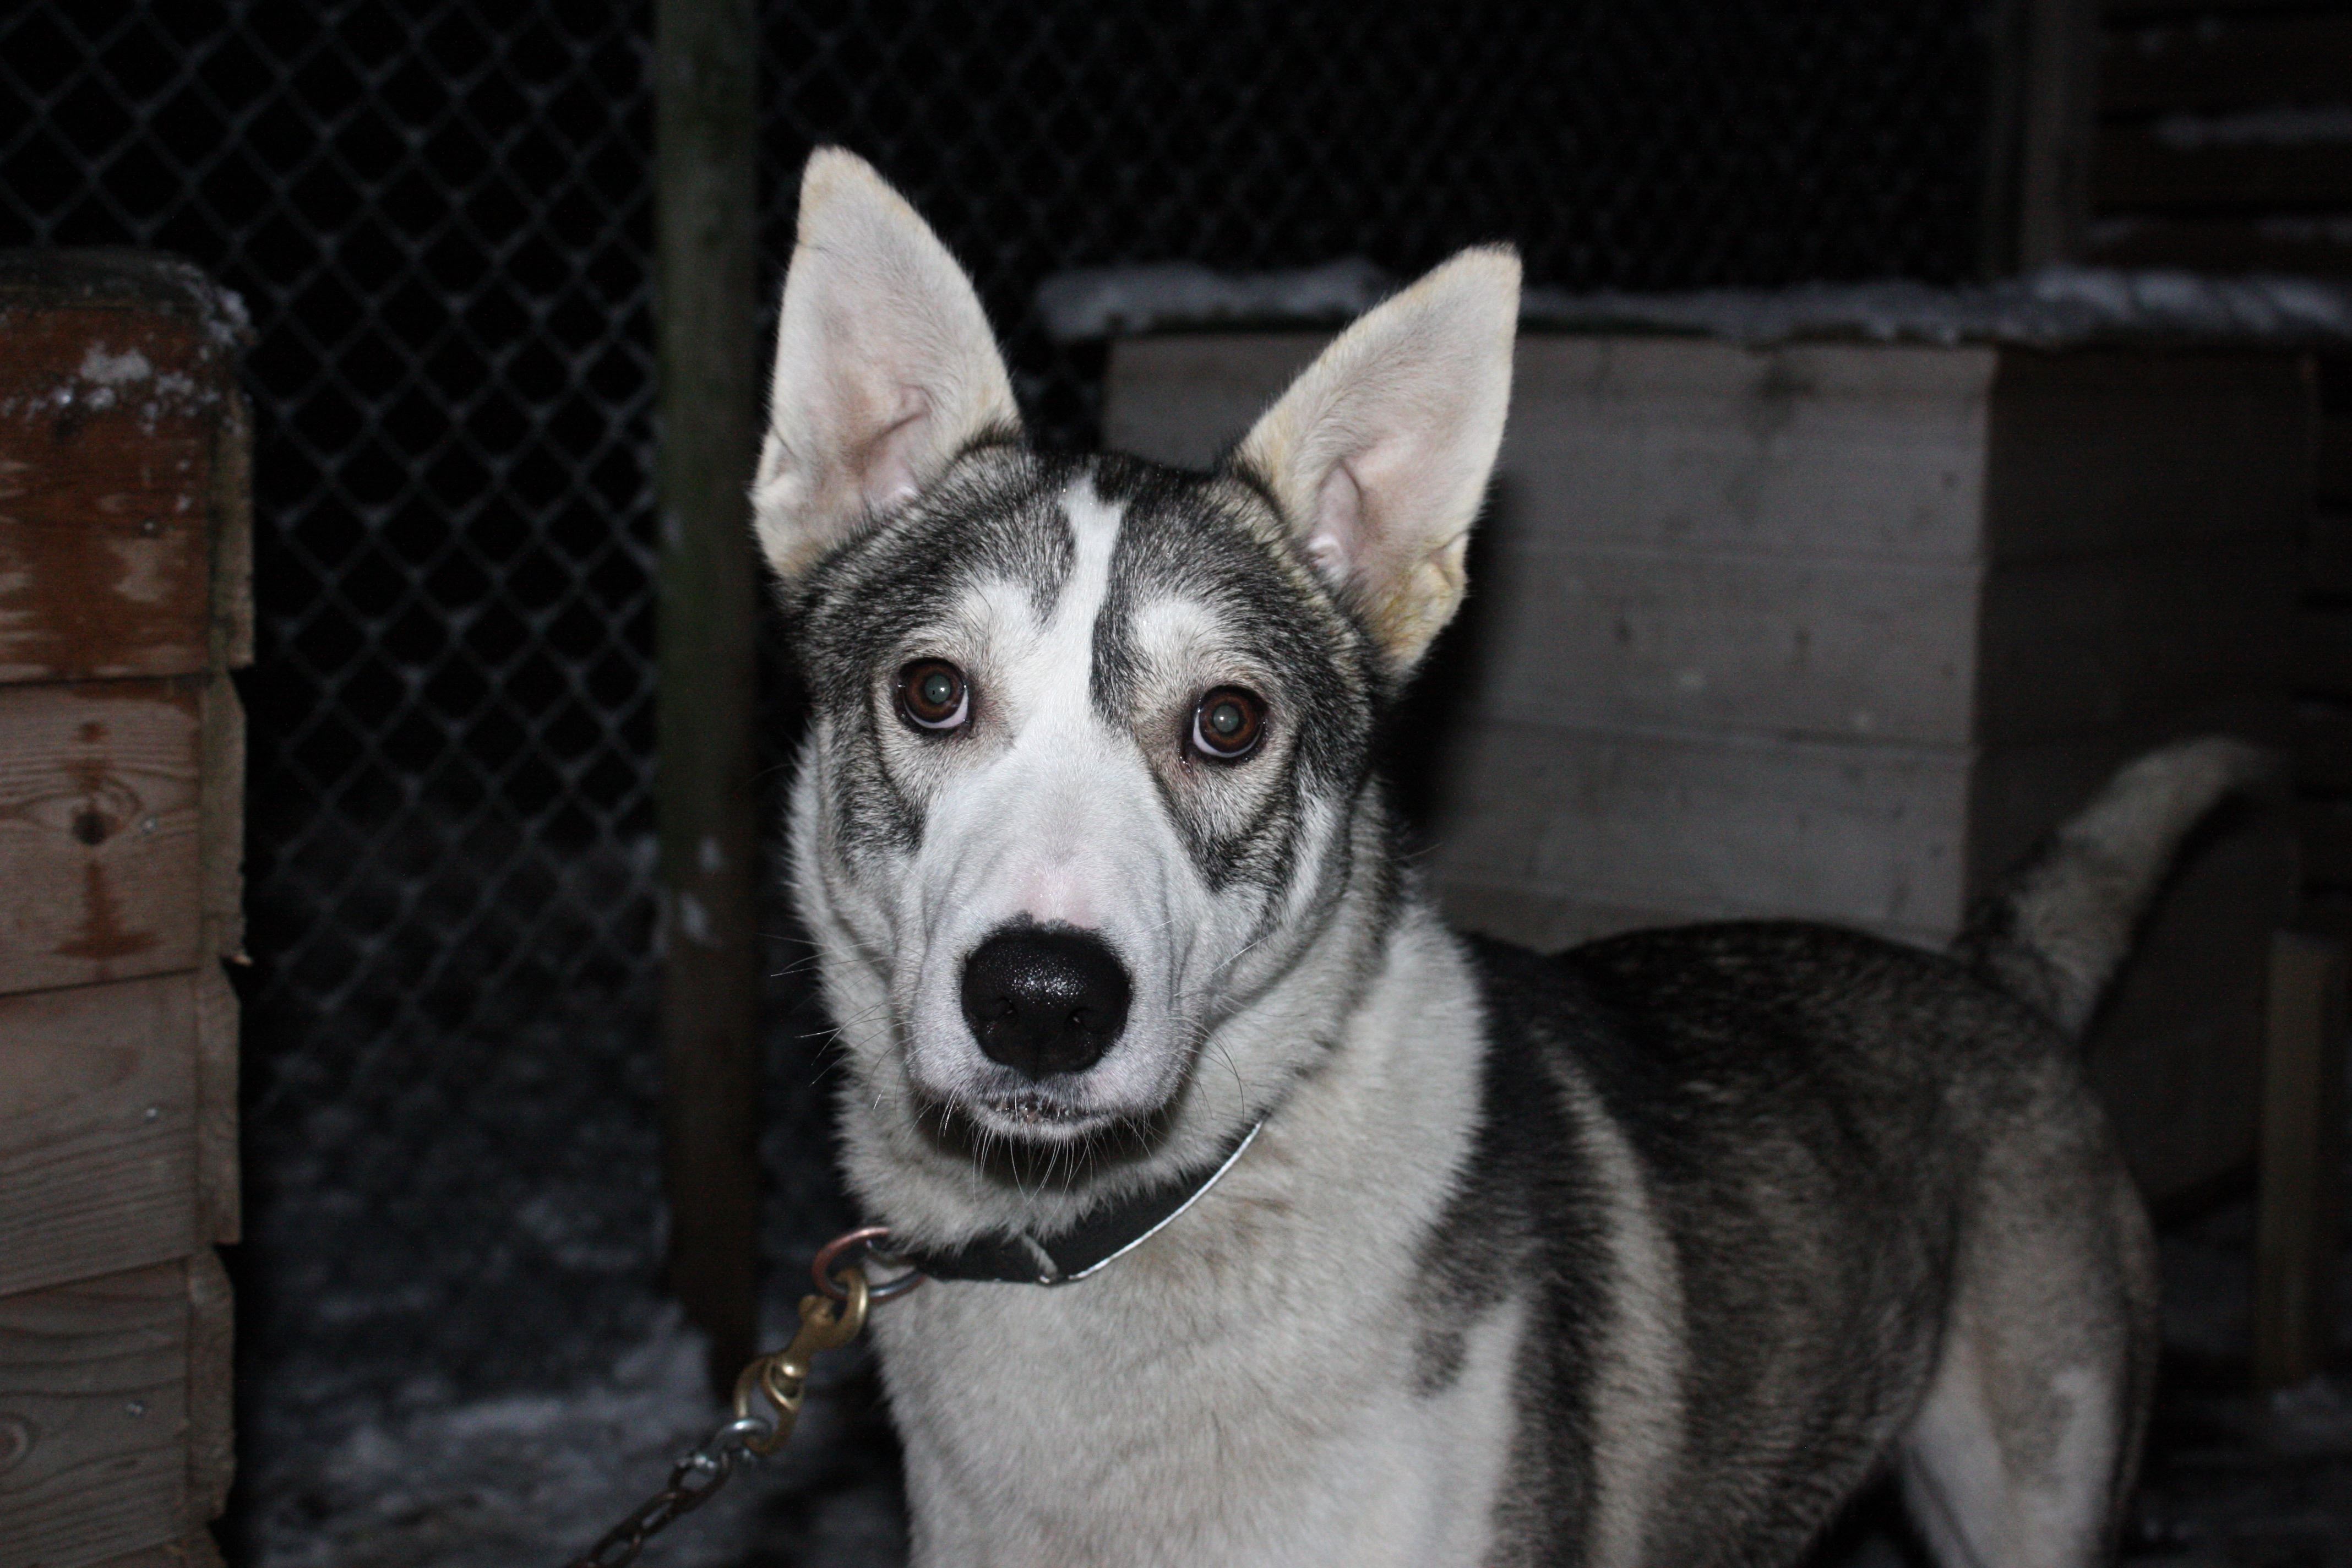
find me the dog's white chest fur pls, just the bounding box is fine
[871,917,1518,1568]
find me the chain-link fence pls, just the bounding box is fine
[2,1,2000,1555]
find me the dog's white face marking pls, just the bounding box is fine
[890,476,1209,1142]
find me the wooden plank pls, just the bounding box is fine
[91,1536,224,1568]
[0,1262,191,1568]
[1422,720,1976,938]
[2253,932,2346,1390]
[1456,536,2290,750]
[2095,127,2352,210]
[197,676,242,964]
[2293,699,2352,794]
[2301,795,2352,884]
[655,0,762,1387]
[204,390,251,673]
[2082,214,2352,276]
[1979,537,2294,744]
[192,964,237,1248]
[1985,348,2314,563]
[2310,513,2352,595]
[2301,604,2352,696]
[1111,334,2003,561]
[2318,416,2352,509]
[1103,334,1322,470]
[0,973,198,1299]
[2104,14,2352,111]
[0,679,203,995]
[2104,0,2336,16]
[0,311,221,684]
[183,1251,230,1525]
[1458,538,1983,745]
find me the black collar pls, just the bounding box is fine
[886,1121,1264,1286]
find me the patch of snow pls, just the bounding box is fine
[1035,258,1394,342]
[249,1306,906,1568]
[1036,260,2352,349]
[78,342,154,384]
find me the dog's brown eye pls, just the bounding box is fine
[898,660,970,731]
[1190,687,1265,761]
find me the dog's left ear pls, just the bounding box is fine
[753,148,1021,580]
[1234,246,1519,676]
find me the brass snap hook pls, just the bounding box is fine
[731,1267,870,1456]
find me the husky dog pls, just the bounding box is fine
[756,148,2250,1567]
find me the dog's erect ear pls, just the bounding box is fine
[753,148,1020,579]
[1233,246,1519,674]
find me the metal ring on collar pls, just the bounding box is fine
[813,1224,925,1302]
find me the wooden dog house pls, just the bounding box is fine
[0,253,249,1568]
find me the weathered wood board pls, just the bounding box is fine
[1422,720,1971,941]
[0,1264,192,1568]
[0,313,228,685]
[0,679,203,995]
[0,974,198,1300]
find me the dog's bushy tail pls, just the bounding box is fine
[1953,737,2277,1038]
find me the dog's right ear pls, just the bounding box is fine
[753,148,1020,580]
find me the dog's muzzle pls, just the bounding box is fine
[960,924,1131,1079]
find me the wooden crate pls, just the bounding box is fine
[1107,330,2310,1203]
[0,253,248,1568]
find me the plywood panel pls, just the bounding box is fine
[0,679,201,995]
[1423,720,1974,936]
[2095,129,2352,210]
[1503,338,1996,562]
[1458,540,1981,744]
[2310,514,2352,598]
[1107,334,2001,562]
[2101,14,2352,111]
[0,311,221,684]
[1102,334,1321,470]
[0,1264,190,1568]
[1978,538,2294,744]
[2318,415,2352,509]
[1984,349,2312,562]
[0,974,197,1300]
[2294,700,2352,794]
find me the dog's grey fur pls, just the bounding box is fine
[756,149,2240,1567]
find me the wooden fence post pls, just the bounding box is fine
[654,0,760,1387]
[2254,930,2348,1391]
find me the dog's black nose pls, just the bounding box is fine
[960,925,1132,1079]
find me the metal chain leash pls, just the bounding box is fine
[564,1231,917,1567]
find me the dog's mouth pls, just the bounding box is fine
[912,1084,1173,1180]
[976,1090,1096,1128]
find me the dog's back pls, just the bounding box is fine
[1444,738,2266,1565]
